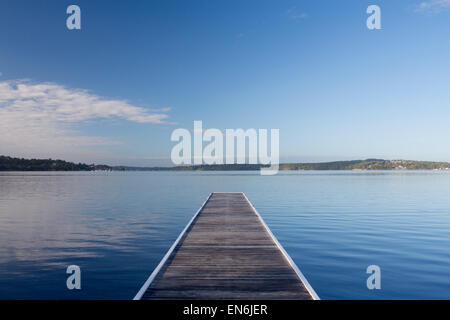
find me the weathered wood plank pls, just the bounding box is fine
[135,192,319,300]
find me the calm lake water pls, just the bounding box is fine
[1,171,450,299]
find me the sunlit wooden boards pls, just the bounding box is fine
[135,192,318,300]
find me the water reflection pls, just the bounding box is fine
[1,171,450,299]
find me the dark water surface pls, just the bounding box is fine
[1,171,449,299]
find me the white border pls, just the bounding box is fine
[133,193,212,300]
[242,192,320,300]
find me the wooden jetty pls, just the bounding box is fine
[134,192,319,300]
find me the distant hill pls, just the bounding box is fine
[0,156,109,171]
[1,156,450,171]
[279,159,450,170]
[172,159,450,171]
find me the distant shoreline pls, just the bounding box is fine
[2,156,450,172]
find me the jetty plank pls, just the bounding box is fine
[135,192,318,300]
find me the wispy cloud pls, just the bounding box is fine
[416,0,450,12]
[0,80,171,160]
[286,7,307,20]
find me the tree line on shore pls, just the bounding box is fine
[1,156,450,171]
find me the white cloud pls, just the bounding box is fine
[416,0,450,12]
[286,7,307,20]
[0,80,171,160]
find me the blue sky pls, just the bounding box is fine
[1,0,450,165]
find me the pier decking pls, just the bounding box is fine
[134,192,319,300]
